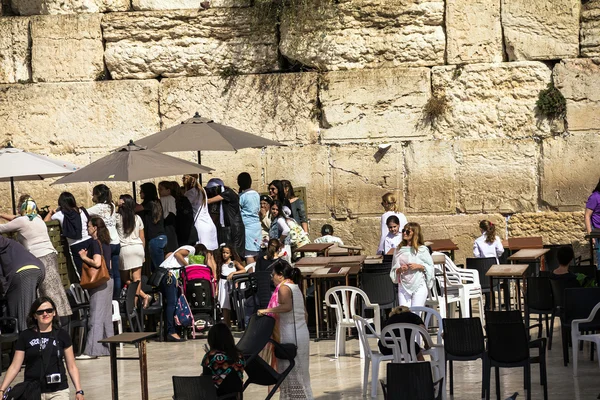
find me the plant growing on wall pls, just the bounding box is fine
[536,82,566,120]
[423,93,449,122]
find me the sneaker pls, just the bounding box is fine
[75,354,98,360]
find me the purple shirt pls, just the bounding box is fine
[586,191,600,229]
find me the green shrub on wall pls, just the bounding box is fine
[536,83,566,120]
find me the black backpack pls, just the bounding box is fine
[61,207,89,240]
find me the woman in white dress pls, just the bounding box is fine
[183,174,218,250]
[258,260,313,399]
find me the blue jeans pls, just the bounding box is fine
[110,243,121,300]
[160,272,178,335]
[148,235,167,273]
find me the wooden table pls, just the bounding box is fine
[426,239,459,259]
[584,230,600,265]
[508,248,550,273]
[99,332,157,400]
[507,237,544,250]
[486,264,530,311]
[328,244,363,257]
[295,243,334,257]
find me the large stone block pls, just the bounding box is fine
[329,144,403,218]
[445,0,503,64]
[501,0,580,61]
[0,18,30,84]
[541,134,600,210]
[0,80,160,151]
[264,145,329,215]
[308,216,381,254]
[30,14,103,82]
[159,73,319,144]
[279,0,445,71]
[455,139,539,213]
[196,148,264,190]
[431,62,552,139]
[508,211,586,246]
[103,10,279,80]
[406,140,456,214]
[553,59,600,133]
[132,0,249,10]
[581,0,600,58]
[319,68,430,142]
[10,0,128,15]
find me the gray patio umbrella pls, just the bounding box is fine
[0,144,80,214]
[134,112,284,183]
[53,141,213,200]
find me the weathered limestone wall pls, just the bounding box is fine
[1,0,600,264]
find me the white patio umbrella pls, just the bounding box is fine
[0,144,80,214]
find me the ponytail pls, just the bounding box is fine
[291,267,302,285]
[479,220,496,244]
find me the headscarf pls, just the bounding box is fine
[20,198,38,221]
[206,178,225,227]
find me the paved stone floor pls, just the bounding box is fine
[8,324,600,399]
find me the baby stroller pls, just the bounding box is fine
[180,264,218,334]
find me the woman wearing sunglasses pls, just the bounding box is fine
[0,297,85,399]
[389,222,434,307]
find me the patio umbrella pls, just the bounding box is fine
[53,141,214,200]
[0,144,80,214]
[134,112,284,183]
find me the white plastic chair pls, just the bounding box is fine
[325,286,380,358]
[111,300,123,354]
[410,306,444,345]
[353,315,394,398]
[380,323,446,400]
[426,265,463,319]
[572,302,600,376]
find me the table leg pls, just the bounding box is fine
[138,340,149,400]
[490,277,496,311]
[109,343,119,400]
[523,276,530,339]
[315,279,321,341]
[590,238,595,266]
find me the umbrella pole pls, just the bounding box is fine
[10,177,16,215]
[197,150,203,186]
[132,182,137,203]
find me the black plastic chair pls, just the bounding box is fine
[360,270,397,320]
[139,277,164,341]
[382,362,442,400]
[65,289,89,355]
[0,317,19,375]
[253,271,274,310]
[231,273,251,330]
[571,265,597,283]
[525,277,555,349]
[485,311,548,400]
[121,281,142,332]
[560,288,600,366]
[549,278,581,365]
[236,314,295,400]
[442,317,486,398]
[466,257,499,310]
[172,375,217,400]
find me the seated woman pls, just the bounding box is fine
[202,323,244,399]
[378,306,427,361]
[551,246,596,287]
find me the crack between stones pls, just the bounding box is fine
[499,0,509,62]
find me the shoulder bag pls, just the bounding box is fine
[274,284,298,360]
[79,240,110,290]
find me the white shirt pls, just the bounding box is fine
[160,245,195,270]
[473,234,504,263]
[378,211,408,254]
[115,214,144,247]
[383,232,402,255]
[87,203,119,245]
[51,210,90,246]
[160,195,177,218]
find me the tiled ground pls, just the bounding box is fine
[9,323,598,400]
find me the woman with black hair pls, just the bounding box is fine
[257,260,313,399]
[0,297,85,399]
[206,177,246,258]
[259,195,273,246]
[183,174,218,250]
[138,183,167,272]
[268,180,289,208]
[76,217,114,359]
[281,180,308,233]
[88,184,121,300]
[45,192,92,276]
[201,323,245,398]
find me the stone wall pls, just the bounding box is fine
[1,0,599,265]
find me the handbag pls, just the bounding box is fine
[79,240,110,290]
[148,267,169,287]
[274,285,298,360]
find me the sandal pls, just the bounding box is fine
[142,294,151,309]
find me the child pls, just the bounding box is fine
[201,323,245,398]
[377,192,408,255]
[314,224,344,246]
[473,220,504,263]
[217,244,246,327]
[382,215,402,255]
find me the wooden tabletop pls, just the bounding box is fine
[507,237,543,250]
[325,255,366,264]
[486,264,529,277]
[311,265,361,278]
[508,248,550,261]
[99,332,157,344]
[296,266,323,277]
[339,244,363,251]
[364,256,383,265]
[295,243,334,253]
[426,239,459,251]
[327,246,350,256]
[295,257,332,266]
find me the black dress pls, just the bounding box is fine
[207,187,245,257]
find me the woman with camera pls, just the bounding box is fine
[0,296,84,400]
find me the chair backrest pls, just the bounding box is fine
[442,317,485,357]
[252,271,274,309]
[236,314,276,356]
[360,271,396,308]
[564,287,600,326]
[386,362,436,400]
[485,319,529,364]
[111,300,120,323]
[353,315,377,359]
[410,306,443,345]
[549,277,580,310]
[485,310,522,325]
[69,283,89,304]
[325,286,373,323]
[571,265,597,282]
[526,276,554,311]
[466,257,496,290]
[380,323,433,363]
[172,375,217,400]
